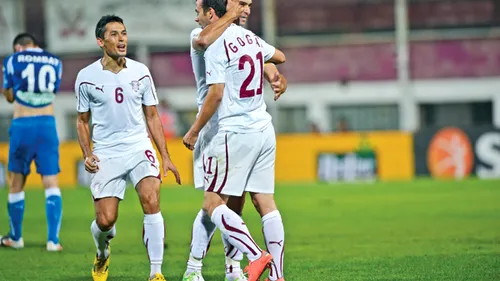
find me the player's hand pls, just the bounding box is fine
[162,156,181,185]
[84,154,100,173]
[271,72,288,101]
[183,129,199,151]
[227,0,245,20]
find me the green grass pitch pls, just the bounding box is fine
[0,179,499,280]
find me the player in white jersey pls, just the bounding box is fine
[183,1,287,281]
[75,15,181,281]
[183,1,288,281]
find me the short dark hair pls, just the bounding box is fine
[202,0,227,18]
[95,15,124,39]
[12,33,37,47]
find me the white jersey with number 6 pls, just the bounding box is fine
[204,24,276,133]
[75,58,159,159]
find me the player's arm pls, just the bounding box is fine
[75,75,100,173]
[183,44,226,150]
[2,88,14,103]
[141,69,181,184]
[142,105,181,184]
[2,56,15,103]
[266,48,286,65]
[264,63,288,101]
[258,37,286,65]
[192,84,224,135]
[76,111,92,159]
[192,0,243,51]
[143,105,170,159]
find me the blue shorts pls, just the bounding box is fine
[8,116,60,176]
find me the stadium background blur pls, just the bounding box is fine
[1,0,499,186]
[0,1,499,280]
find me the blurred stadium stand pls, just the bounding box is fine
[1,0,500,140]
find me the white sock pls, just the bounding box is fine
[222,231,244,262]
[185,209,216,275]
[225,255,243,277]
[91,220,115,259]
[222,231,243,277]
[263,210,285,280]
[191,209,217,259]
[211,204,262,261]
[143,212,164,277]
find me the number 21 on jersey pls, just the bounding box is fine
[239,52,263,98]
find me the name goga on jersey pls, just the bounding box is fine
[3,47,62,108]
[204,24,276,133]
[75,58,159,158]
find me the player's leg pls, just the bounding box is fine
[92,197,119,281]
[41,176,63,251]
[35,116,63,251]
[247,126,285,281]
[129,149,166,281]
[184,141,217,281]
[223,195,246,281]
[89,156,126,281]
[183,208,216,281]
[1,119,35,249]
[1,173,28,249]
[203,132,272,281]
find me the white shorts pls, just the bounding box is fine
[90,147,160,200]
[193,123,218,190]
[203,124,276,196]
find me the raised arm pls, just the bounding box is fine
[192,0,244,51]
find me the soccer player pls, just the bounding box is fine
[183,1,288,281]
[75,15,181,281]
[0,33,63,252]
[183,1,287,280]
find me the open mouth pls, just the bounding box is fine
[117,44,126,52]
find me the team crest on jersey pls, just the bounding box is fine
[130,80,141,92]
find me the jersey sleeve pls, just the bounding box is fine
[75,71,90,112]
[259,37,276,62]
[190,27,203,54]
[141,66,158,106]
[2,56,14,89]
[204,39,227,85]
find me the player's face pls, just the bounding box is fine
[195,0,210,28]
[97,22,128,58]
[236,0,252,26]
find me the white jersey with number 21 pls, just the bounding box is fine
[204,24,276,133]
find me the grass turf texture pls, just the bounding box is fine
[0,179,499,280]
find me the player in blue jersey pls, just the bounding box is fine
[0,33,63,251]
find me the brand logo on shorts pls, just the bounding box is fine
[130,80,141,92]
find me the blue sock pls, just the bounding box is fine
[8,192,25,241]
[45,187,62,244]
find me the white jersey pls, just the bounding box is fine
[204,24,275,133]
[75,58,158,158]
[190,28,218,129]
